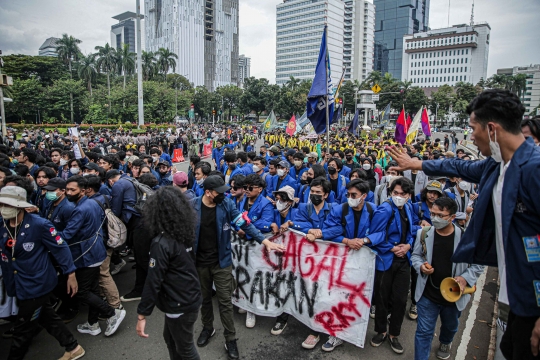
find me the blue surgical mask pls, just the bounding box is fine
[45,191,59,201]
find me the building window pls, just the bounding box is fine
[465,58,468,63]
[466,49,469,54]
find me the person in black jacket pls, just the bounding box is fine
[136,186,202,360]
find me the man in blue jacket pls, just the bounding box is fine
[265,161,297,203]
[0,186,84,360]
[212,139,225,169]
[193,176,284,360]
[61,175,126,338]
[40,177,74,231]
[388,89,540,359]
[365,177,420,354]
[222,152,243,184]
[238,173,274,237]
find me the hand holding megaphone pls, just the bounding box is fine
[440,276,476,302]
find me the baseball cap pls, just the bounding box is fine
[173,171,188,186]
[269,146,280,153]
[308,152,318,159]
[277,160,290,169]
[203,175,230,193]
[157,159,170,167]
[286,149,296,157]
[84,162,100,171]
[273,185,295,202]
[126,155,139,163]
[425,180,443,194]
[43,178,66,191]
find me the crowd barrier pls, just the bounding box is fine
[172,148,185,163]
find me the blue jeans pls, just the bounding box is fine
[452,143,456,152]
[414,296,461,360]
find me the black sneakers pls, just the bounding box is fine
[270,321,287,335]
[197,328,215,347]
[389,336,404,354]
[370,333,387,347]
[225,339,239,360]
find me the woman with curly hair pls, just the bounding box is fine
[136,186,202,360]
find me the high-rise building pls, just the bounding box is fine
[498,64,540,116]
[343,0,376,81]
[238,54,251,86]
[111,12,145,54]
[275,0,344,86]
[38,37,60,57]
[401,23,491,88]
[374,0,429,80]
[144,0,239,91]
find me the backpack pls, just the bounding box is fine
[377,184,387,205]
[307,202,332,219]
[92,197,128,249]
[124,177,155,214]
[340,202,374,237]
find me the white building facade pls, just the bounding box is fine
[498,64,540,116]
[401,23,490,88]
[238,54,251,86]
[275,0,344,86]
[343,0,375,81]
[144,0,238,91]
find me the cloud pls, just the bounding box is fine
[2,0,538,84]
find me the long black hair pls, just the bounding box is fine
[143,186,196,245]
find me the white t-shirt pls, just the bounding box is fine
[492,161,510,305]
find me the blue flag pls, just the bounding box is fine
[332,106,342,124]
[348,109,359,136]
[306,26,334,134]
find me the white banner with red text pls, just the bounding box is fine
[231,230,376,348]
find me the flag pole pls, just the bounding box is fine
[324,24,330,153]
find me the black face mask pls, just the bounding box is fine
[422,156,429,160]
[300,179,308,185]
[213,193,225,204]
[67,194,81,203]
[306,176,314,184]
[346,156,353,161]
[310,194,323,206]
[229,164,236,171]
[328,166,337,175]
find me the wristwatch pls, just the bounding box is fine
[361,238,367,244]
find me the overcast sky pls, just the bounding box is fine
[1,0,538,83]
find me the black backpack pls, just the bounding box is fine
[124,177,155,214]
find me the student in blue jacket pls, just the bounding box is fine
[296,164,337,204]
[269,185,297,234]
[365,177,420,354]
[270,177,334,349]
[326,158,349,203]
[348,169,375,203]
[316,179,377,352]
[192,176,284,359]
[228,174,246,211]
[0,186,84,360]
[265,161,297,203]
[238,174,274,237]
[387,89,540,360]
[223,152,243,184]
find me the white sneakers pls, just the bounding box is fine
[245,312,256,328]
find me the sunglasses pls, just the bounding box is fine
[243,185,260,191]
[232,186,243,191]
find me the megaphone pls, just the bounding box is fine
[440,277,476,303]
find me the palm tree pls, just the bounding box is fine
[77,53,97,96]
[156,48,178,81]
[286,76,301,91]
[140,51,157,81]
[95,43,117,111]
[56,33,82,122]
[117,43,136,89]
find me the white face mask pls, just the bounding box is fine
[385,175,393,184]
[362,164,371,170]
[0,206,19,220]
[431,216,451,230]
[59,159,67,166]
[252,165,260,173]
[276,200,289,211]
[294,160,303,167]
[277,169,285,177]
[392,196,408,207]
[347,197,361,208]
[70,168,80,175]
[489,128,503,163]
[196,178,204,185]
[458,181,471,191]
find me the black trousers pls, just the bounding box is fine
[8,293,78,360]
[76,266,115,324]
[500,311,540,360]
[163,311,200,360]
[374,260,410,337]
[128,216,151,294]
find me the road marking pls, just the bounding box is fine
[455,268,487,360]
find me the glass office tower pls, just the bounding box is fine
[374,0,429,79]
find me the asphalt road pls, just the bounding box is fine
[0,134,497,360]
